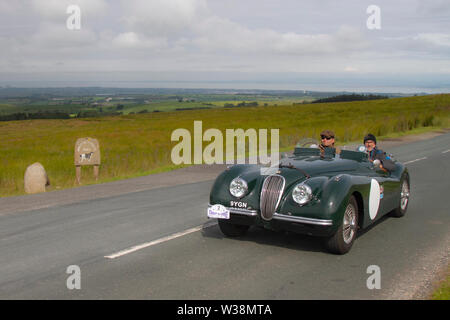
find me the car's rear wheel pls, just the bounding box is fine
[218,219,250,237]
[324,195,358,254]
[391,174,410,218]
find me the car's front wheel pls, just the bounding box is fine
[324,195,359,254]
[218,219,250,237]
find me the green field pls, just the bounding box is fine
[0,103,17,115]
[122,98,315,114]
[0,91,315,117]
[1,94,449,197]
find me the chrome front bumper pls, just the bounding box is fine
[208,204,333,226]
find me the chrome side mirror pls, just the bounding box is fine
[357,145,366,153]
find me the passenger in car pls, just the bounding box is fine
[364,133,396,172]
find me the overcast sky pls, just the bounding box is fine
[0,0,449,91]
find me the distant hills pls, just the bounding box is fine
[312,94,389,103]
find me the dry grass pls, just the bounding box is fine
[1,94,449,197]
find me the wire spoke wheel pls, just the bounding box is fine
[343,203,357,244]
[400,180,410,211]
[324,195,359,254]
[391,174,410,218]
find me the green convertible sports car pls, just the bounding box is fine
[207,143,410,254]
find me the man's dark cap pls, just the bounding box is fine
[364,133,377,144]
[320,129,335,138]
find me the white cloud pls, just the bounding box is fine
[119,0,208,36]
[344,66,358,72]
[0,0,448,78]
[30,0,107,21]
[416,0,450,15]
[192,17,368,56]
[415,33,450,47]
[111,32,168,50]
[381,32,450,58]
[30,22,98,48]
[0,1,25,14]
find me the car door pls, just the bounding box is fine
[371,164,399,215]
[358,161,393,220]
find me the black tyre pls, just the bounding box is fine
[218,219,250,237]
[324,195,359,255]
[391,174,410,218]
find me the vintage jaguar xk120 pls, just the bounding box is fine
[207,143,410,254]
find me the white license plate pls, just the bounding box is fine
[207,204,230,219]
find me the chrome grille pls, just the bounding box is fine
[260,175,285,221]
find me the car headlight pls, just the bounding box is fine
[292,183,312,205]
[229,177,248,198]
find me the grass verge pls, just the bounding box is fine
[430,267,450,300]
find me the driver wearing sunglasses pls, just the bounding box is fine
[319,129,341,155]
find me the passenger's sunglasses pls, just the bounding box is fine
[321,136,333,140]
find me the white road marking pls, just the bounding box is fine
[105,221,217,259]
[404,157,427,165]
[442,149,450,154]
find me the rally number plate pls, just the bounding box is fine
[207,204,230,219]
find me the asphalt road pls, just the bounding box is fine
[0,133,449,299]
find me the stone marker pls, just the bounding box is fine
[74,137,101,184]
[24,162,50,194]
